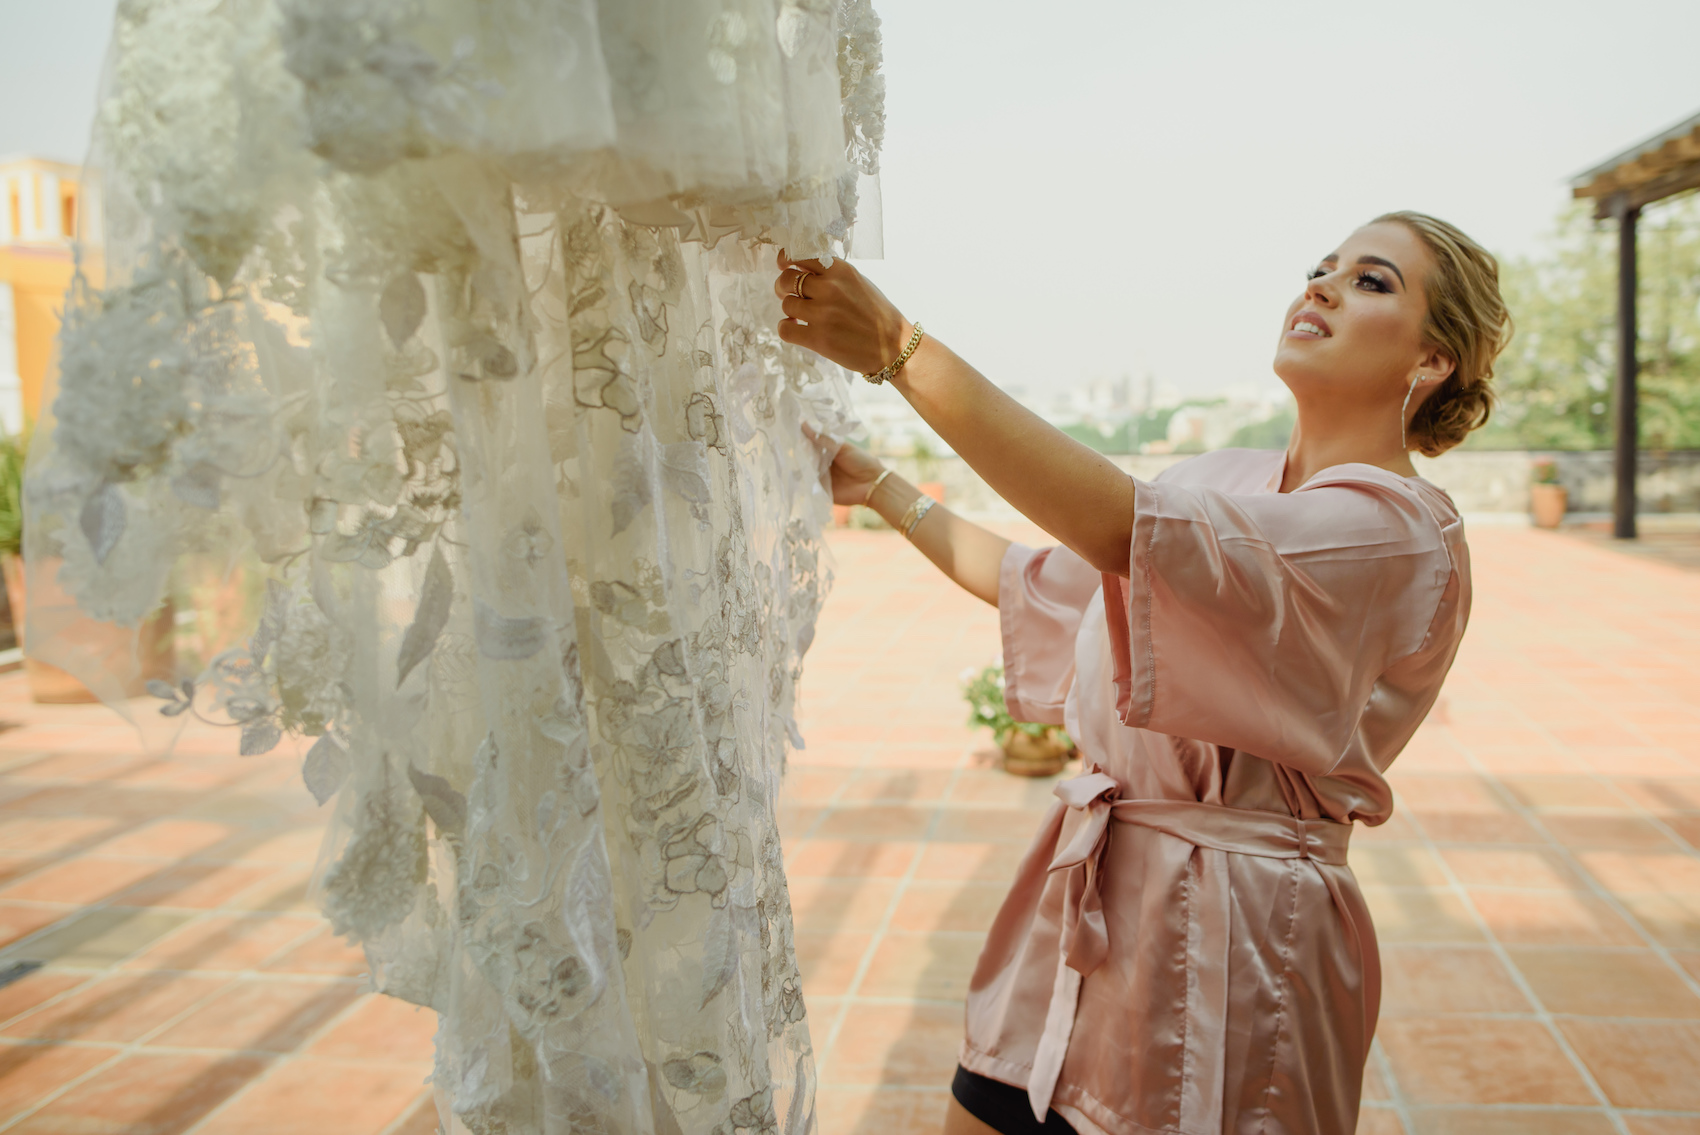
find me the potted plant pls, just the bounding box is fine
[1530,457,1567,529]
[0,428,97,701]
[0,430,23,655]
[962,661,1073,777]
[0,428,173,703]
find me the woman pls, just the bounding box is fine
[773,212,1510,1135]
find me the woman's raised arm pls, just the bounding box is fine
[778,252,1135,576]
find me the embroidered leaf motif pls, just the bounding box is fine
[395,544,452,687]
[379,272,427,348]
[648,1062,692,1135]
[79,484,126,565]
[481,343,518,379]
[684,393,724,451]
[303,733,350,804]
[730,1086,777,1133]
[699,906,738,1008]
[170,463,222,510]
[250,580,289,666]
[610,445,651,536]
[240,717,283,756]
[661,1051,726,1101]
[660,443,711,506]
[406,763,466,837]
[473,600,545,660]
[783,1053,811,1135]
[652,639,687,678]
[148,678,194,718]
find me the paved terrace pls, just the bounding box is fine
[0,523,1692,1134]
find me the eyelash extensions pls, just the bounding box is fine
[1306,267,1393,293]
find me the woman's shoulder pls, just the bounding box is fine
[1297,463,1464,535]
[1155,451,1465,564]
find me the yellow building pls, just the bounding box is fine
[0,156,85,435]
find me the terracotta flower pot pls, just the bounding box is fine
[1001,729,1071,778]
[1530,483,1568,529]
[1,554,174,704]
[832,504,853,528]
[918,481,946,503]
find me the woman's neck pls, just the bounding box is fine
[1279,413,1418,493]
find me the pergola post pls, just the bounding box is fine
[1614,196,1639,540]
[1574,111,1700,538]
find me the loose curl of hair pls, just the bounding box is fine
[1374,211,1513,456]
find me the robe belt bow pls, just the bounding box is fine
[1026,767,1353,1133]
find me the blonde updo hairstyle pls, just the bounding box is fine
[1374,211,1513,456]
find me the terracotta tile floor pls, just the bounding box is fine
[793,523,1700,1135]
[0,522,1692,1134]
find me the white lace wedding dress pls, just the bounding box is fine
[26,2,884,1132]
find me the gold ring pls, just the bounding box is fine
[790,271,809,300]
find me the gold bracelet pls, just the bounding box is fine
[862,323,925,385]
[863,468,892,506]
[898,494,936,539]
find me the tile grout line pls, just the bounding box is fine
[809,585,975,1085]
[1366,1037,1416,1134]
[805,592,945,1081]
[1395,760,1632,1135]
[0,896,363,1132]
[375,1091,439,1135]
[0,833,326,974]
[0,897,343,1031]
[1481,698,1700,1004]
[810,755,966,1082]
[178,978,410,1135]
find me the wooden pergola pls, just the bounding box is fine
[1572,110,1700,539]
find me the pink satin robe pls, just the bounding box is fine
[960,449,1470,1135]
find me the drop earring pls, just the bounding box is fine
[1400,376,1423,452]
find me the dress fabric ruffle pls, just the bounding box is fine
[25,3,887,1133]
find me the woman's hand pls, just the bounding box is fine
[803,424,1011,608]
[779,251,1135,577]
[804,424,887,506]
[774,250,911,376]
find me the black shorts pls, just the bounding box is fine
[950,1067,1077,1135]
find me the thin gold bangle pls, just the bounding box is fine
[863,468,892,506]
[898,495,936,539]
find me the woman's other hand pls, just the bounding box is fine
[774,250,910,375]
[804,424,886,506]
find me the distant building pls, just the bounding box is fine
[0,156,85,435]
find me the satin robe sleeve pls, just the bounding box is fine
[1103,468,1452,776]
[998,543,1104,724]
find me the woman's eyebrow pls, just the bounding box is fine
[1356,255,1405,286]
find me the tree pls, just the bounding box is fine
[1228,404,1295,450]
[1472,195,1700,451]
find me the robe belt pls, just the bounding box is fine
[1026,767,1354,1133]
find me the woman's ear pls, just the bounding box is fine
[1418,346,1456,384]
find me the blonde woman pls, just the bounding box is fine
[776,213,1509,1135]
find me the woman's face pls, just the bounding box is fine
[1272,222,1450,406]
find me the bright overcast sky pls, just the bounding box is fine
[6,0,1700,397]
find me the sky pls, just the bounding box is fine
[5,0,1699,398]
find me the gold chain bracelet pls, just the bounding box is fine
[862,323,925,385]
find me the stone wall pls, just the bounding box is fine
[878,449,1700,520]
